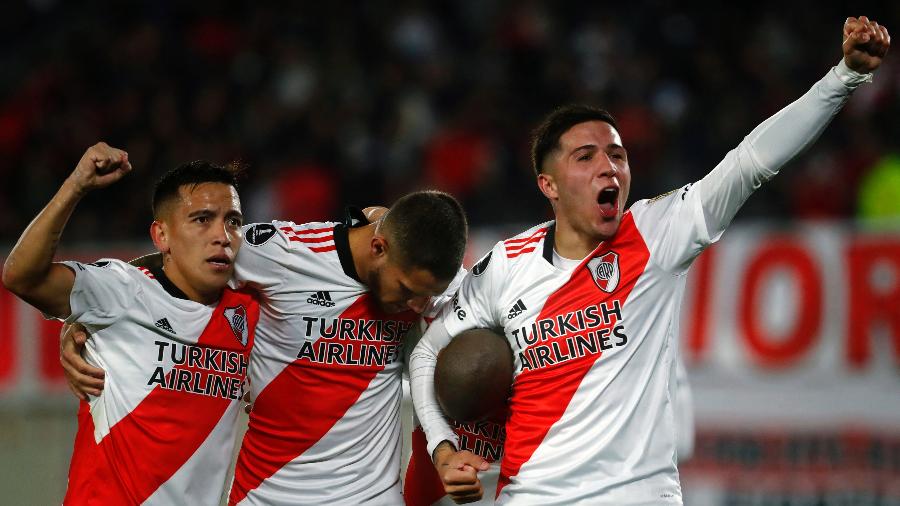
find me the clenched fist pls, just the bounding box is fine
[68,142,133,195]
[843,16,890,74]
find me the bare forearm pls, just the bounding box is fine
[3,142,131,318]
[2,178,84,295]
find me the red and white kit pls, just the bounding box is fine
[411,61,873,505]
[63,260,258,505]
[403,358,693,506]
[405,413,504,506]
[228,211,420,505]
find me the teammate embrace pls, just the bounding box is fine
[7,14,889,506]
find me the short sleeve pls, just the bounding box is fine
[232,222,291,294]
[61,259,140,328]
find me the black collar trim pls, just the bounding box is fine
[542,223,556,264]
[150,266,191,301]
[334,206,370,282]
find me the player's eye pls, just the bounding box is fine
[195,216,209,224]
[228,217,243,227]
[578,154,592,162]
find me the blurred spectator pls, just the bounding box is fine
[0,1,898,243]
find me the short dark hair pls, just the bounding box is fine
[530,105,618,176]
[380,190,467,281]
[152,160,244,219]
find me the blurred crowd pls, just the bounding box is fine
[1,0,899,242]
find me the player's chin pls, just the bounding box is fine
[202,264,234,285]
[595,216,621,239]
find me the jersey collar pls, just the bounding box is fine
[542,223,556,264]
[150,266,191,301]
[334,206,370,282]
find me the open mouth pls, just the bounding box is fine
[597,187,619,218]
[206,254,233,270]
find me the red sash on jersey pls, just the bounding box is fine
[497,214,650,498]
[64,288,259,505]
[229,293,417,505]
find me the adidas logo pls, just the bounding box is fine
[507,299,527,319]
[155,317,175,333]
[306,291,336,307]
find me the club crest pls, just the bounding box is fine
[587,251,620,293]
[224,305,249,346]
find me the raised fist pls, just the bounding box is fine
[69,141,133,194]
[843,16,890,74]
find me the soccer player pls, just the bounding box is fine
[2,143,259,505]
[226,192,467,505]
[410,16,890,505]
[62,191,469,504]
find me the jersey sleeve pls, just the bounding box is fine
[61,259,140,329]
[410,246,507,457]
[438,245,505,336]
[632,59,872,273]
[231,222,293,295]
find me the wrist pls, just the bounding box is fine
[432,440,457,464]
[836,58,874,87]
[61,176,90,200]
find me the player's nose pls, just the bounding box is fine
[406,295,431,314]
[598,155,618,177]
[212,219,231,246]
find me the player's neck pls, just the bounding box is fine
[553,219,606,260]
[161,260,221,305]
[347,222,378,282]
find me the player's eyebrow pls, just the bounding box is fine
[570,144,597,156]
[188,209,214,218]
[608,143,627,155]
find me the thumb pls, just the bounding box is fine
[74,329,88,346]
[459,452,489,471]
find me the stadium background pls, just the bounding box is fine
[1,1,898,504]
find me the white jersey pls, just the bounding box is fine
[228,212,421,505]
[62,259,258,506]
[405,415,504,506]
[411,60,872,505]
[403,355,693,506]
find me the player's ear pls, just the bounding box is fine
[537,172,559,200]
[370,234,388,260]
[150,221,170,254]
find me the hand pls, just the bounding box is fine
[68,142,133,195]
[242,391,254,414]
[433,442,490,504]
[60,323,105,400]
[843,16,890,74]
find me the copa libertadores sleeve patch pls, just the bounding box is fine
[246,223,278,246]
[472,251,493,276]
